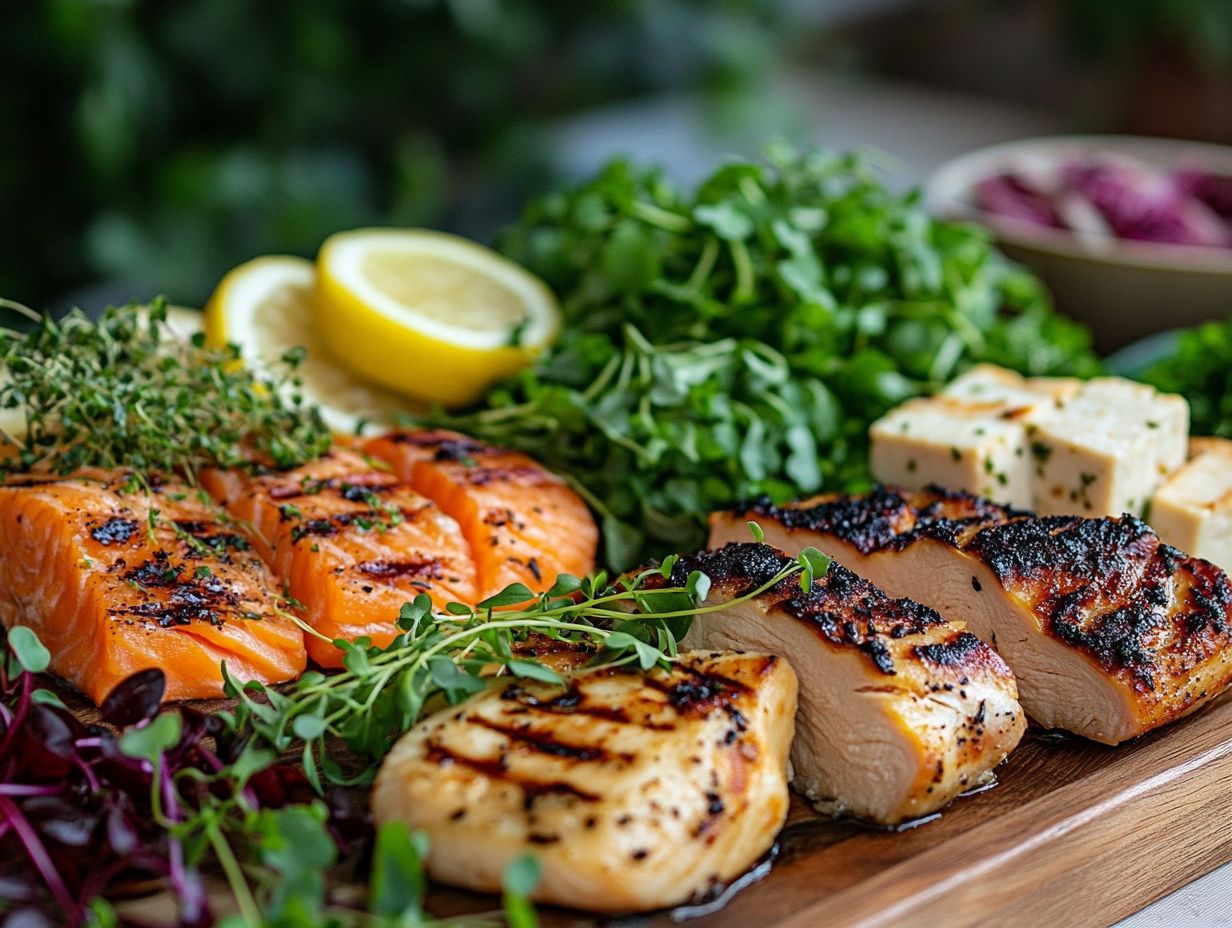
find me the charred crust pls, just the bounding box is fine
[914,632,985,668]
[966,514,1156,587]
[658,544,951,675]
[740,485,1023,555]
[89,516,139,546]
[356,558,445,581]
[424,742,600,802]
[779,562,946,675]
[747,487,1232,700]
[657,543,795,593]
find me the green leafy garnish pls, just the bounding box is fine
[6,625,50,674]
[221,550,811,782]
[419,146,1097,568]
[0,299,330,482]
[1141,318,1232,438]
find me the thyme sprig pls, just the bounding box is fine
[221,548,823,788]
[0,299,331,482]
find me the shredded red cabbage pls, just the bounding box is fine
[973,156,1232,250]
[0,650,366,927]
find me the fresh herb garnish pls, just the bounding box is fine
[222,550,812,784]
[0,299,331,482]
[419,146,1097,568]
[0,629,536,927]
[1142,317,1232,438]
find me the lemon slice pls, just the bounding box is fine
[204,256,415,434]
[315,228,559,407]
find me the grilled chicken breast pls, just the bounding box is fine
[372,650,797,913]
[364,429,597,600]
[0,470,305,703]
[672,545,1025,825]
[716,487,1232,744]
[202,449,478,667]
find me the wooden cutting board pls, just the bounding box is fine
[421,695,1232,928]
[110,694,1232,928]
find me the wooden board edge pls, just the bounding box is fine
[771,699,1232,928]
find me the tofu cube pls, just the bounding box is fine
[943,364,1079,419]
[1150,437,1232,571]
[1027,378,1188,518]
[869,396,1034,508]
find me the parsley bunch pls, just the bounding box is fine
[423,146,1098,568]
[0,299,330,482]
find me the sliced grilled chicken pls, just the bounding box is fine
[673,545,1025,825]
[716,487,1232,744]
[372,650,797,914]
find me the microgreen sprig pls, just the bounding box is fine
[221,549,819,788]
[0,299,331,483]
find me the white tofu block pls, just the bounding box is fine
[869,396,1033,508]
[1151,437,1232,571]
[943,364,1078,421]
[1028,378,1188,518]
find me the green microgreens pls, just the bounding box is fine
[219,548,819,789]
[0,299,331,485]
[417,146,1098,570]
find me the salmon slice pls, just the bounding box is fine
[715,487,1232,744]
[670,544,1025,824]
[201,449,477,667]
[364,430,597,599]
[0,471,305,704]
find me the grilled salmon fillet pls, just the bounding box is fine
[372,650,797,913]
[0,471,305,703]
[363,429,597,600]
[670,544,1024,824]
[716,487,1232,744]
[201,449,476,667]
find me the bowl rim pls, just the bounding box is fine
[924,134,1232,275]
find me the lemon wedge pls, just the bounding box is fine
[315,228,559,407]
[204,256,415,434]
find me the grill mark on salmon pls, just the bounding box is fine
[0,469,305,703]
[90,517,139,546]
[364,429,597,601]
[356,558,445,581]
[200,449,477,667]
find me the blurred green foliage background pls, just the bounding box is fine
[1,0,794,308]
[5,0,1228,311]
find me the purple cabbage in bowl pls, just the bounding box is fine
[975,156,1232,250]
